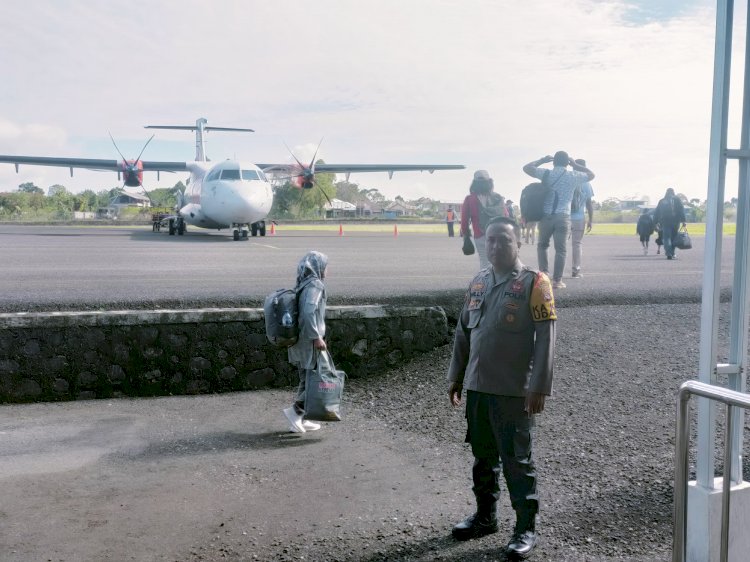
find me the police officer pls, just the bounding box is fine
[447,216,556,560]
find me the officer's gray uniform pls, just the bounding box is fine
[447,259,556,520]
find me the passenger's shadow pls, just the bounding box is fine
[121,430,322,461]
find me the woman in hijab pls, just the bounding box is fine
[283,250,329,433]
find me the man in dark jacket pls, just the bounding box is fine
[653,188,687,260]
[447,217,556,559]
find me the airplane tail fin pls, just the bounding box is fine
[145,117,254,162]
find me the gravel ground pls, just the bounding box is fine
[184,300,745,562]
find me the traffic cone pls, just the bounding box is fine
[339,223,344,236]
[394,224,398,237]
[270,223,276,235]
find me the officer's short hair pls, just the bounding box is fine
[486,216,521,241]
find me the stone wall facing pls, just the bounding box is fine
[0,305,448,403]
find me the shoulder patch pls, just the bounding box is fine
[467,274,488,311]
[529,272,557,321]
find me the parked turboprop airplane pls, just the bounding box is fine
[0,118,465,240]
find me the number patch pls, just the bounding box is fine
[529,273,557,321]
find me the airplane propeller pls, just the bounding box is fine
[109,132,156,205]
[280,139,332,205]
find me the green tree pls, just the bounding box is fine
[77,189,99,212]
[334,180,363,203]
[269,181,300,218]
[147,182,181,209]
[18,182,43,194]
[49,185,75,219]
[363,188,386,204]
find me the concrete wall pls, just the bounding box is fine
[0,305,448,403]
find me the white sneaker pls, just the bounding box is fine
[552,280,566,290]
[643,247,648,255]
[283,407,306,433]
[302,420,321,431]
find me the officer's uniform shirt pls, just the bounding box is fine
[447,259,556,397]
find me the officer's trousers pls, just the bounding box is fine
[465,391,538,515]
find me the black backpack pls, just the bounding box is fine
[520,170,551,222]
[264,288,299,347]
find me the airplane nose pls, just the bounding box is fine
[203,181,269,224]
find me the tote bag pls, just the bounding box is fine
[305,350,346,422]
[673,226,692,250]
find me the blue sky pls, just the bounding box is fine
[0,0,742,205]
[623,0,709,23]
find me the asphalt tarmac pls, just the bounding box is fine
[0,223,737,561]
[0,223,734,313]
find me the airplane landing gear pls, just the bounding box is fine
[251,221,266,237]
[169,217,186,236]
[232,224,250,241]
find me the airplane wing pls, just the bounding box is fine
[258,163,465,175]
[0,155,189,173]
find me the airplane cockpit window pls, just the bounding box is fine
[206,169,221,182]
[220,169,241,181]
[241,169,260,181]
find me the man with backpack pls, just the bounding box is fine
[461,170,506,270]
[653,187,687,260]
[569,159,595,279]
[522,152,595,289]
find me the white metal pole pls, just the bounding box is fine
[697,0,733,488]
[726,0,750,486]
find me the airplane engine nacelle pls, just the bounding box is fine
[121,160,144,187]
[292,175,315,189]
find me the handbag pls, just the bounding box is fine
[304,350,346,422]
[673,226,692,250]
[462,234,475,255]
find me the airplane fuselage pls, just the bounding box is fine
[179,159,274,230]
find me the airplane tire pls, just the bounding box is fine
[241,230,248,239]
[259,222,266,237]
[177,221,185,236]
[251,223,259,237]
[168,219,176,235]
[233,230,240,241]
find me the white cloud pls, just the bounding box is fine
[0,0,738,203]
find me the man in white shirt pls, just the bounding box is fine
[522,151,595,289]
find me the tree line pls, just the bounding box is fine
[1,178,735,223]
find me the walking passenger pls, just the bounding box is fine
[522,151,594,289]
[569,159,594,279]
[653,188,687,260]
[283,251,329,433]
[461,170,502,270]
[636,209,656,255]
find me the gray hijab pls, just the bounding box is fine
[295,251,328,290]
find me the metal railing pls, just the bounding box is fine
[673,380,750,562]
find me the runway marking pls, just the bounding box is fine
[251,243,281,249]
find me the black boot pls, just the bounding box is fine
[506,512,537,559]
[451,503,498,541]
